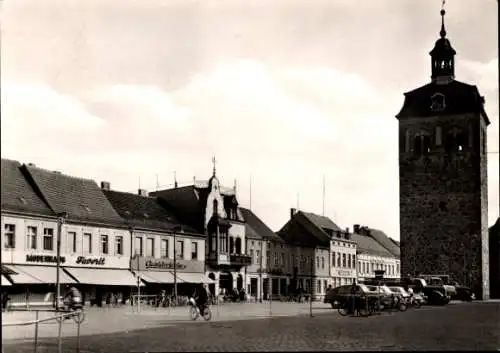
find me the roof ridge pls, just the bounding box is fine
[25,164,95,182]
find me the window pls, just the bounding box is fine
[357,261,361,272]
[160,239,168,258]
[332,253,336,267]
[266,251,270,265]
[274,252,278,266]
[101,235,109,254]
[83,233,92,254]
[321,256,325,269]
[422,135,431,154]
[316,256,320,268]
[371,263,374,272]
[176,240,184,259]
[352,255,356,269]
[191,242,198,260]
[280,252,285,266]
[146,238,154,257]
[456,131,468,151]
[4,224,15,249]
[435,126,442,146]
[249,249,254,262]
[317,280,322,293]
[337,252,341,267]
[135,236,143,256]
[347,254,351,268]
[342,254,346,268]
[256,250,261,264]
[68,232,77,253]
[396,264,400,274]
[115,236,123,255]
[43,228,54,251]
[212,199,218,216]
[27,226,38,249]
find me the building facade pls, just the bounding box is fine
[330,230,357,287]
[1,160,137,307]
[278,209,338,300]
[102,186,209,299]
[150,166,251,297]
[241,207,288,300]
[396,9,490,299]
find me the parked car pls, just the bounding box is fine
[388,286,411,298]
[365,285,395,307]
[324,284,374,308]
[452,285,475,302]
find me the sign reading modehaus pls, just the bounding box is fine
[131,256,204,273]
[2,251,130,269]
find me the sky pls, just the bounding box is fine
[1,0,499,240]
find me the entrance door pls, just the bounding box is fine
[219,272,233,293]
[237,274,243,291]
[263,278,269,300]
[280,278,287,296]
[250,278,258,297]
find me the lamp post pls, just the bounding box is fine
[55,212,67,312]
[268,239,272,316]
[259,239,264,303]
[309,254,313,318]
[173,230,177,304]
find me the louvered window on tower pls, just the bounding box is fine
[456,131,468,152]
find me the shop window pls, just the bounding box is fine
[115,236,123,256]
[4,224,15,249]
[176,240,184,259]
[134,236,143,256]
[160,239,168,258]
[27,226,37,250]
[101,235,109,255]
[146,238,154,257]
[68,232,77,253]
[191,242,198,260]
[43,228,54,251]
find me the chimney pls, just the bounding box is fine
[345,227,349,233]
[290,208,297,219]
[354,224,360,233]
[101,181,111,190]
[138,189,148,197]
[174,181,178,188]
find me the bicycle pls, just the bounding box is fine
[188,298,212,321]
[337,296,370,317]
[56,301,86,324]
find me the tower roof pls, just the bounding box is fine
[429,9,456,58]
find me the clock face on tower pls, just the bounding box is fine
[430,93,446,112]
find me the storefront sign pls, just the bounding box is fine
[131,256,204,273]
[26,254,66,264]
[145,259,187,270]
[75,256,105,265]
[337,270,353,277]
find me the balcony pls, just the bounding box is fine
[230,253,252,266]
[206,253,252,268]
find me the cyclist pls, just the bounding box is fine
[64,285,83,311]
[194,284,209,315]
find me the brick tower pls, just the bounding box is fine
[396,8,490,300]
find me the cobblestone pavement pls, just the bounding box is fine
[3,302,499,352]
[1,301,332,340]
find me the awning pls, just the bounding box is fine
[64,268,140,286]
[177,273,216,284]
[138,271,176,284]
[1,275,12,286]
[5,265,76,284]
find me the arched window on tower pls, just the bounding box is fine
[213,199,218,216]
[435,126,442,146]
[444,129,455,153]
[456,130,468,152]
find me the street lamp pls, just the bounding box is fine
[173,226,183,304]
[259,239,264,303]
[55,212,68,312]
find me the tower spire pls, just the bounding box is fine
[212,156,217,177]
[440,1,446,38]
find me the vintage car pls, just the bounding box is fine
[324,284,376,308]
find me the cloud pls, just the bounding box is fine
[460,58,499,93]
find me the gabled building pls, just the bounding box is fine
[352,228,400,281]
[102,184,210,297]
[240,207,286,300]
[277,209,336,300]
[150,166,251,296]
[354,224,400,259]
[1,159,138,307]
